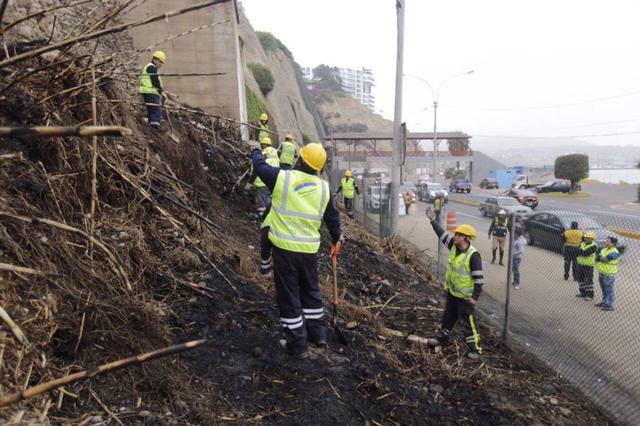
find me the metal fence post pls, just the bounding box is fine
[502,213,516,338]
[437,202,444,283]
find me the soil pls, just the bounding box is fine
[0,2,613,425]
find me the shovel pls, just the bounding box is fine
[162,95,181,144]
[331,241,348,345]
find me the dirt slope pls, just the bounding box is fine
[0,1,612,425]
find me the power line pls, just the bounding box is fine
[486,118,640,135]
[474,130,640,139]
[441,89,640,112]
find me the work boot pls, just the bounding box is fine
[601,305,614,312]
[427,329,449,347]
[594,302,605,307]
[499,250,504,266]
[279,339,308,359]
[575,293,585,298]
[467,351,480,360]
[260,257,272,275]
[491,249,496,264]
[312,339,328,348]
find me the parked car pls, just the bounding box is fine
[417,182,448,203]
[479,178,499,189]
[504,188,539,209]
[535,180,581,193]
[523,210,626,253]
[449,179,472,193]
[479,196,533,219]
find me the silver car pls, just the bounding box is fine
[479,196,533,219]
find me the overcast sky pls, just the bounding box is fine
[240,0,640,147]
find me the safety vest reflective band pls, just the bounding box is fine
[267,169,329,253]
[596,247,620,275]
[564,229,583,247]
[139,63,162,95]
[254,146,280,188]
[577,242,596,266]
[258,123,269,141]
[492,217,508,237]
[280,141,297,166]
[340,177,356,198]
[445,245,477,299]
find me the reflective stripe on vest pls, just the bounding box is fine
[577,242,596,266]
[139,63,162,95]
[445,245,477,298]
[258,123,269,141]
[254,146,280,188]
[492,217,508,237]
[340,177,356,198]
[267,169,329,253]
[596,247,620,275]
[280,141,297,166]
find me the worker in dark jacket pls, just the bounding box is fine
[563,221,583,281]
[251,142,341,359]
[488,209,509,265]
[426,207,484,360]
[576,231,597,298]
[138,51,166,130]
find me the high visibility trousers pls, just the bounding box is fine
[577,265,594,297]
[439,292,482,353]
[142,94,162,129]
[564,246,580,280]
[273,246,326,355]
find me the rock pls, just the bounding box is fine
[16,0,32,10]
[558,407,572,416]
[346,321,358,330]
[430,384,444,394]
[40,235,48,243]
[252,347,263,358]
[138,410,151,417]
[330,354,350,364]
[188,297,197,304]
[248,245,255,250]
[89,415,103,424]
[549,397,559,405]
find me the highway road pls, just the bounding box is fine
[357,187,640,422]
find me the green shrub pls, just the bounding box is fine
[248,63,275,96]
[245,85,266,124]
[256,31,292,57]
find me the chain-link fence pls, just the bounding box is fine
[348,188,640,423]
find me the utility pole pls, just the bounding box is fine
[389,0,405,236]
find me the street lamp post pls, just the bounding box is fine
[405,71,474,181]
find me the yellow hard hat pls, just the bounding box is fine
[344,170,352,177]
[152,51,166,63]
[299,143,327,171]
[260,137,272,146]
[285,133,295,141]
[260,113,268,121]
[453,224,477,239]
[585,231,597,240]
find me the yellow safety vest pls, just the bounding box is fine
[139,63,163,95]
[403,194,413,205]
[445,245,477,299]
[596,247,620,276]
[258,123,269,141]
[266,169,329,253]
[279,141,297,166]
[254,146,280,188]
[577,242,596,266]
[564,229,583,247]
[340,177,356,199]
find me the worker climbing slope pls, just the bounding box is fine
[138,51,167,130]
[279,133,298,170]
[425,207,484,359]
[250,142,341,359]
[258,113,270,141]
[249,137,280,218]
[336,170,359,219]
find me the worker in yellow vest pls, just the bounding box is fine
[138,51,166,130]
[576,231,597,299]
[563,221,583,281]
[403,192,413,215]
[278,133,298,170]
[425,207,484,359]
[336,170,359,219]
[249,137,280,218]
[594,237,620,311]
[258,113,270,141]
[250,142,341,359]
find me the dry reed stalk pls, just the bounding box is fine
[0,339,208,407]
[89,62,98,258]
[0,126,132,138]
[0,306,29,345]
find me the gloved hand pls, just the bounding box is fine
[331,241,342,260]
[246,140,261,151]
[425,207,435,221]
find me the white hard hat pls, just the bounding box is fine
[498,209,506,215]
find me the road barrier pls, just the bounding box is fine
[446,211,457,231]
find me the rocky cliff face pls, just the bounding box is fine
[238,13,320,144]
[316,94,393,136]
